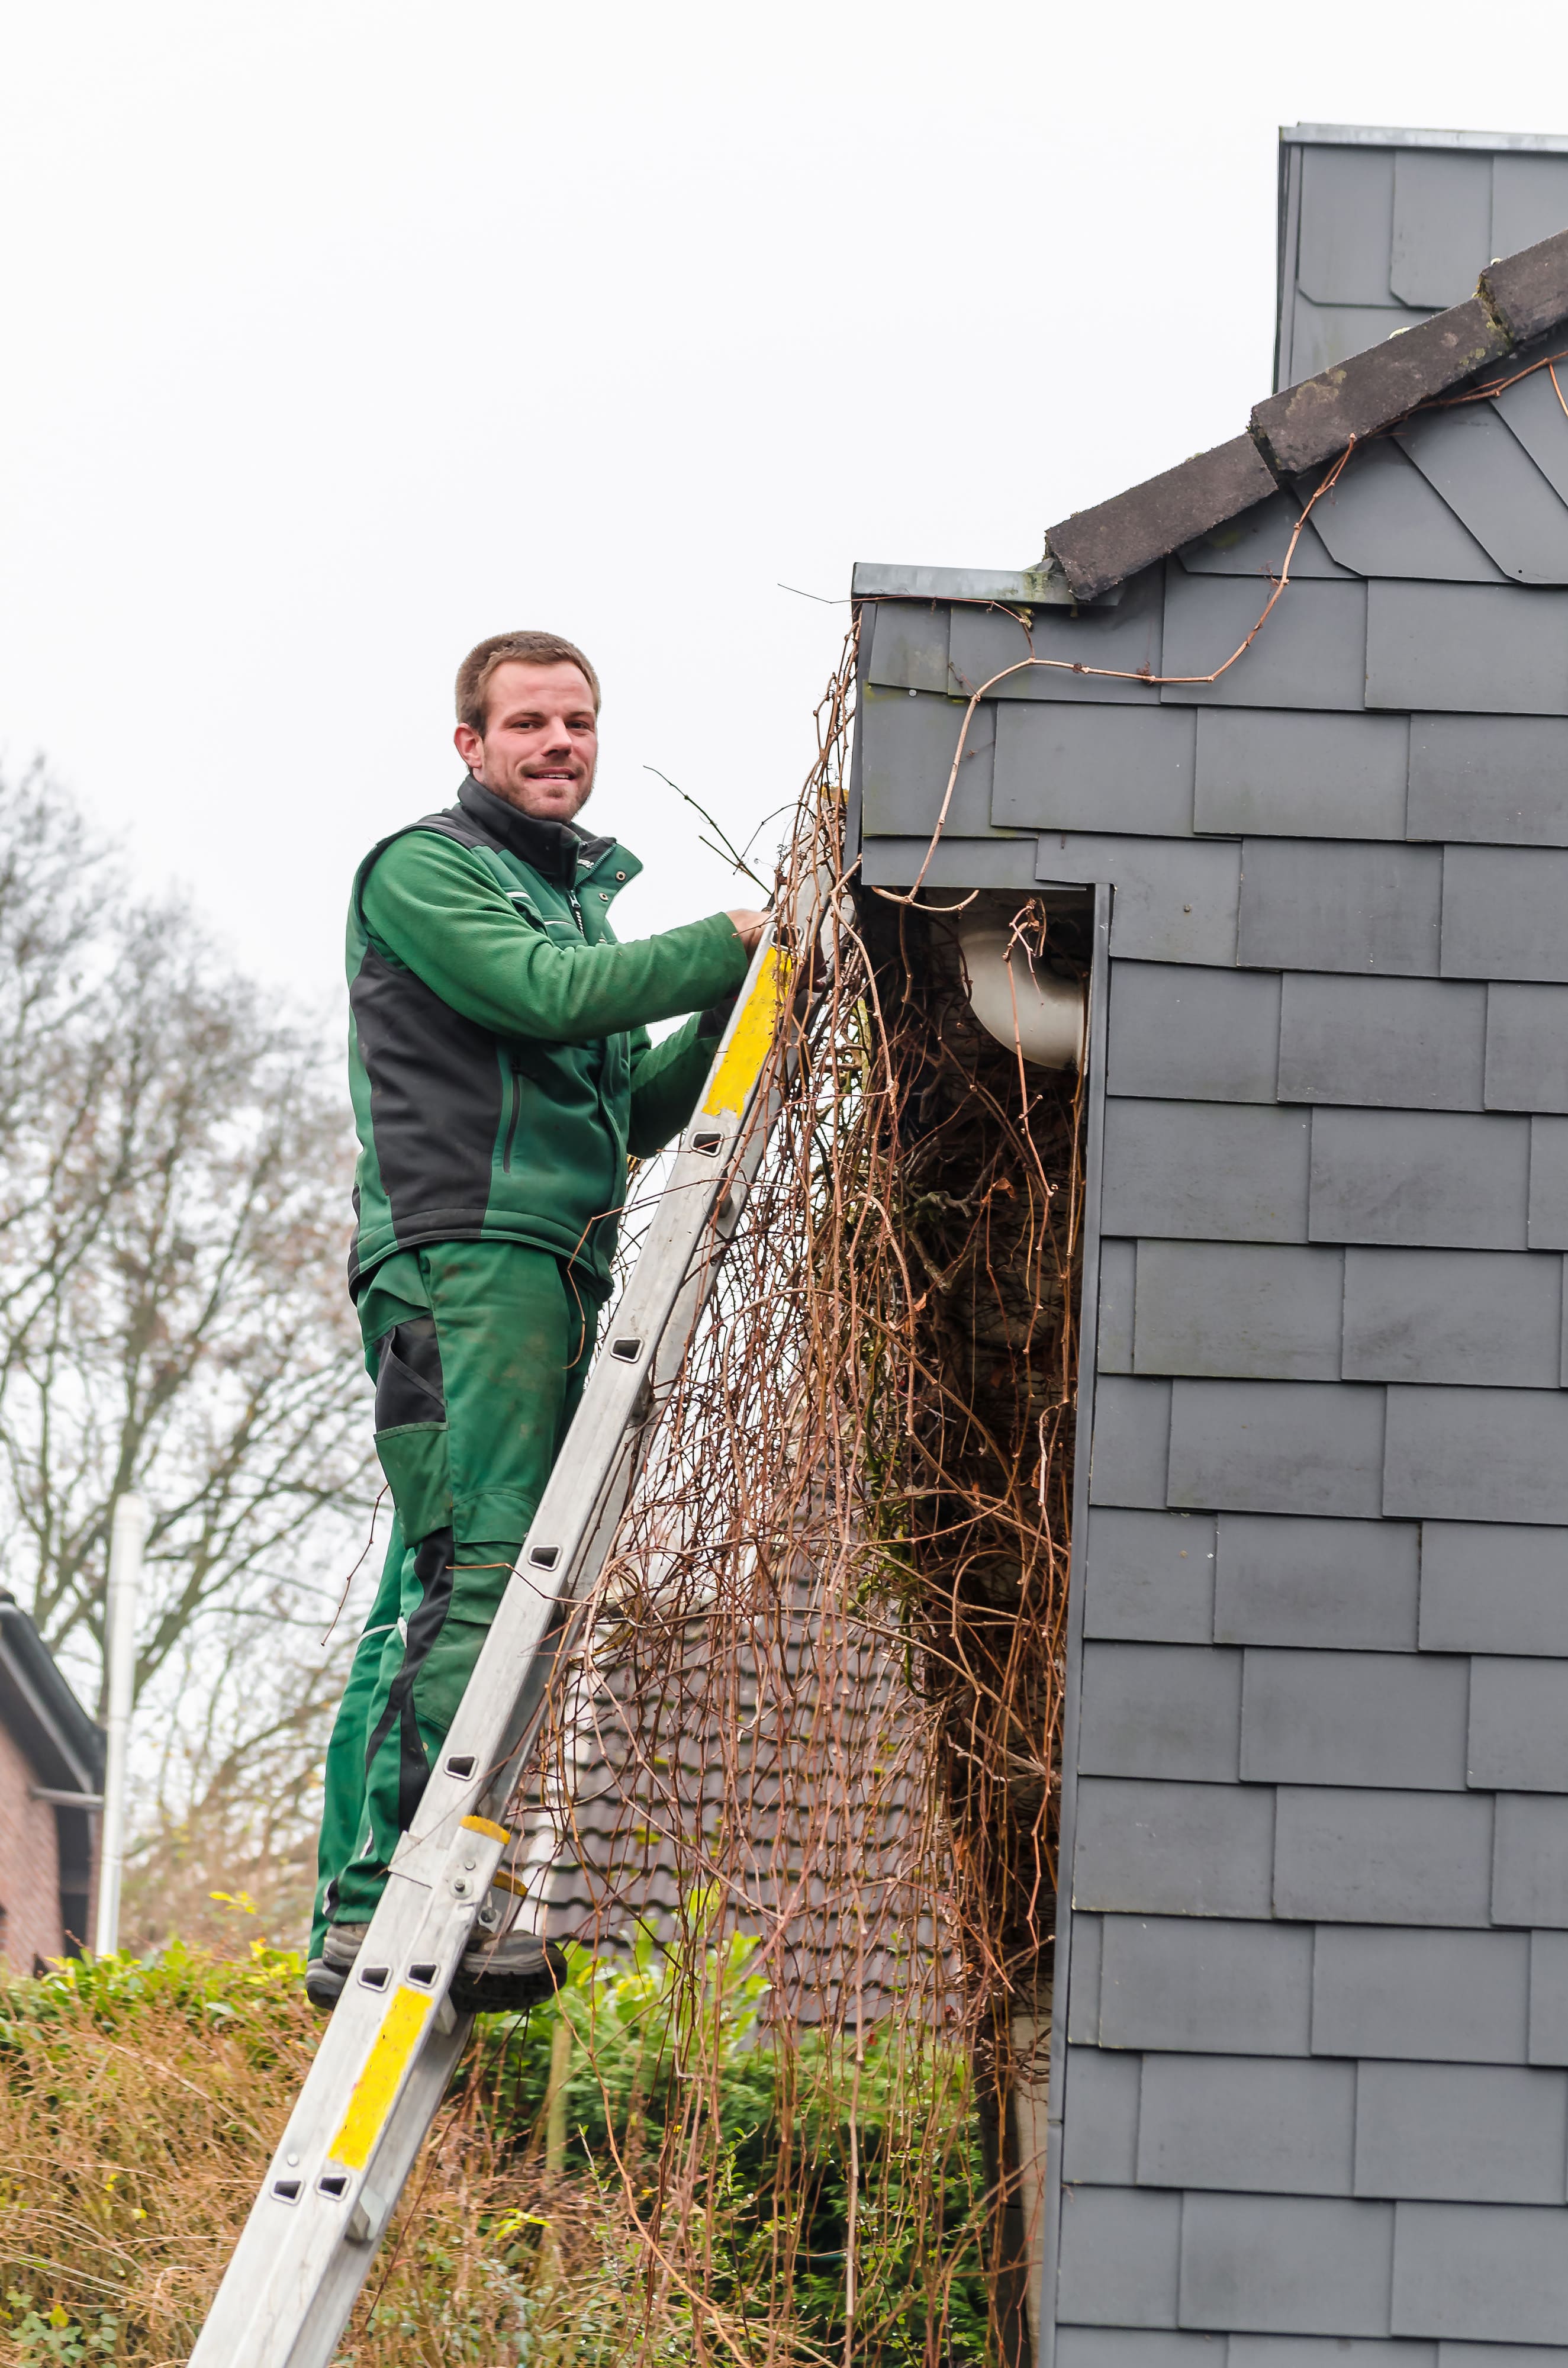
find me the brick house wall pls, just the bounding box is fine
[0,1593,104,1969]
[0,1709,64,1970]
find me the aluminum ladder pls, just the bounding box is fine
[189,928,795,2367]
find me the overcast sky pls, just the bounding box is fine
[4,1,1568,1008]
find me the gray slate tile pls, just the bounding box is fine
[1103,1101,1311,1244]
[854,684,983,848]
[1470,1658,1568,1792]
[1161,572,1370,712]
[1312,1925,1530,2064]
[1167,1379,1386,1518]
[1238,841,1443,977]
[1179,2192,1394,2335]
[1067,1913,1103,2043]
[1055,2186,1181,2327]
[857,686,1000,839]
[1305,437,1507,583]
[1099,1912,1313,2055]
[1398,403,1568,586]
[1098,1239,1135,1373]
[1497,313,1568,495]
[1082,1508,1218,1645]
[1106,961,1281,1104]
[1089,1376,1171,1510]
[1442,847,1568,984]
[1072,1778,1276,1919]
[1180,491,1351,578]
[950,578,1164,707]
[1297,144,1395,306]
[1139,2053,1354,2195]
[1391,2200,1568,2343]
[1420,1521,1568,1657]
[1308,1109,1530,1251]
[1367,583,1568,716]
[1529,1117,1568,1250]
[1384,1386,1568,1524]
[1278,975,1486,1111]
[1233,2345,1432,2368]
[1492,153,1568,269]
[1058,2335,1225,2368]
[1486,985,1568,1112]
[1078,1643,1242,1783]
[1241,1649,1470,1791]
[1132,1241,1344,1382]
[1356,2061,1568,2203]
[1493,1793,1568,1928]
[1439,2348,1568,2368]
[1035,833,1241,966]
[1528,1928,1568,2065]
[1408,715,1568,848]
[992,704,1196,836]
[866,601,951,694]
[1390,147,1491,307]
[1062,2045,1141,2185]
[1194,710,1409,839]
[861,835,1044,892]
[1215,1513,1420,1652]
[1342,1247,1562,1387]
[1274,1786,1495,1926]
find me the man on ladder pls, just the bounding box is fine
[308,629,767,2012]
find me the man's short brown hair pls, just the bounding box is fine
[455,631,601,733]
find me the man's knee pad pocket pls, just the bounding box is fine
[374,1320,454,1539]
[375,1317,446,1427]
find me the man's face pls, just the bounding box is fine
[454,660,598,822]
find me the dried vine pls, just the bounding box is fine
[499,626,1089,2364]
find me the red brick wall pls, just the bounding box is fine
[0,1715,63,1970]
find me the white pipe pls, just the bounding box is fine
[956,922,1086,1070]
[94,1493,147,1956]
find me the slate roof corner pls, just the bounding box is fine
[1042,226,1568,603]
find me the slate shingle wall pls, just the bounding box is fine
[854,461,1568,2355]
[1277,133,1568,388]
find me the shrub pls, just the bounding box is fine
[0,1938,990,2366]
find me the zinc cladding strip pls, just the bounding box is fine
[189,929,800,2368]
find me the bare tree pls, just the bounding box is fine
[0,762,376,1718]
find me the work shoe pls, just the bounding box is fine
[304,1956,347,2012]
[450,1924,566,2014]
[320,1915,566,2013]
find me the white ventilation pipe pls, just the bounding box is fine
[956,921,1086,1070]
[95,1493,147,1956]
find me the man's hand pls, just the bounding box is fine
[726,909,769,955]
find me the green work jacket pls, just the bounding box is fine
[345,777,751,1298]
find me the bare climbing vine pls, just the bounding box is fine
[498,625,1089,2364]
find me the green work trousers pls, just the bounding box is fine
[311,1240,600,1948]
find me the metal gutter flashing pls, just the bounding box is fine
[849,561,1100,609]
[1284,121,1568,155]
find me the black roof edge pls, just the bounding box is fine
[1044,226,1568,603]
[0,1592,105,1792]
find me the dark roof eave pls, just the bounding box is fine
[0,1596,105,1790]
[1044,227,1568,603]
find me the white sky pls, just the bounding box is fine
[4,1,1568,1006]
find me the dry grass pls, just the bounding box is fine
[0,1942,986,2367]
[0,1948,546,2365]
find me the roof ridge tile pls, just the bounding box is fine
[1042,227,1568,604]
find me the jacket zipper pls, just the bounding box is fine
[501,1056,523,1172]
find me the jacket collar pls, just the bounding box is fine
[456,777,625,885]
